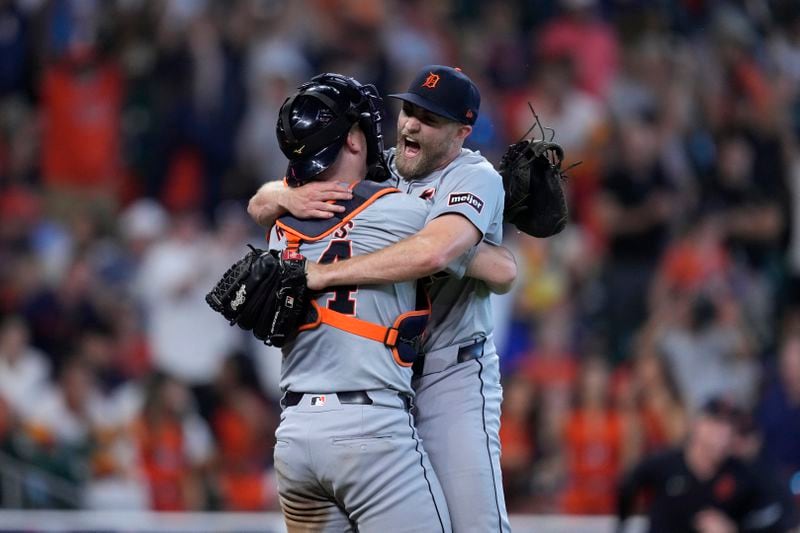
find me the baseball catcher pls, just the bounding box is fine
[245,65,525,532]
[499,105,572,238]
[205,245,308,347]
[240,72,452,531]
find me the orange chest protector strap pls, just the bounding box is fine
[276,180,430,367]
[300,301,429,367]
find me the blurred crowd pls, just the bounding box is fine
[0,0,799,516]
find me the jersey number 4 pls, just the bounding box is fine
[317,240,357,315]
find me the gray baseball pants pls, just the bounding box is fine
[412,340,511,533]
[274,389,451,532]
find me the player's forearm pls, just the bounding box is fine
[249,180,353,227]
[466,243,517,294]
[247,181,287,228]
[306,214,481,290]
[309,232,454,288]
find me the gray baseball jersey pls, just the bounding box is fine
[387,147,504,351]
[387,146,511,532]
[270,180,451,532]
[269,181,429,395]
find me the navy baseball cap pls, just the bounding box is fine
[389,65,480,125]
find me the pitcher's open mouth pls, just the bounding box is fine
[402,136,421,158]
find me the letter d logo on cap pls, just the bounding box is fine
[421,73,440,89]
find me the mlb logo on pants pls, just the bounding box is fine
[311,395,326,406]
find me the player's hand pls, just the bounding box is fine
[304,262,326,291]
[284,181,353,219]
[693,509,736,533]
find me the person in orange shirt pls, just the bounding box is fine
[135,374,211,511]
[498,374,538,510]
[41,50,122,192]
[211,355,277,511]
[649,214,731,312]
[561,356,639,514]
[520,312,579,397]
[631,351,688,454]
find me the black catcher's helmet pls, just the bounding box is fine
[276,73,389,186]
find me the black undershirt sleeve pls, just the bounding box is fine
[616,453,663,530]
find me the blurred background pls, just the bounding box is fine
[0,0,798,525]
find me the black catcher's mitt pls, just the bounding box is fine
[499,108,570,238]
[205,246,309,346]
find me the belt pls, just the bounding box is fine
[457,339,486,363]
[413,338,486,378]
[282,390,411,410]
[283,390,372,408]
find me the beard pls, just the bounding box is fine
[395,134,456,180]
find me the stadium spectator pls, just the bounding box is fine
[499,374,539,510]
[40,50,124,210]
[731,411,800,533]
[21,256,106,373]
[210,354,278,511]
[595,111,679,361]
[535,0,619,99]
[649,214,732,308]
[627,348,687,454]
[520,311,579,392]
[617,397,782,533]
[757,331,800,493]
[0,315,50,420]
[134,373,213,511]
[700,130,789,345]
[561,356,638,514]
[643,289,759,413]
[237,28,311,188]
[18,358,108,507]
[136,210,242,418]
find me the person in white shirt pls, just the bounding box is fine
[0,316,50,420]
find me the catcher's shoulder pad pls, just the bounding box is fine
[275,181,399,241]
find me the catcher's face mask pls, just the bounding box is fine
[276,73,390,186]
